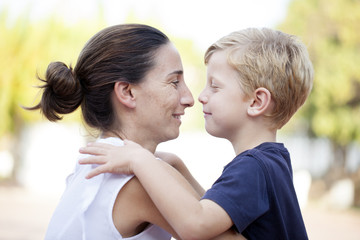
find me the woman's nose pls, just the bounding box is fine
[181,85,194,107]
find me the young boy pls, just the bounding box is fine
[79,28,314,240]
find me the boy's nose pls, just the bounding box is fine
[198,89,208,104]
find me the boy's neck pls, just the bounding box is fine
[231,127,277,155]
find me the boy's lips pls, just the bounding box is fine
[203,111,212,117]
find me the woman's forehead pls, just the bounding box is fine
[150,43,183,77]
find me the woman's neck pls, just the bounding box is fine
[101,131,157,153]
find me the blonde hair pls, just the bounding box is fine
[205,28,314,129]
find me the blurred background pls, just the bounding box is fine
[0,0,359,239]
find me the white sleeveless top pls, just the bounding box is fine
[44,137,171,240]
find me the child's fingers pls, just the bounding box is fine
[87,142,114,148]
[78,156,106,165]
[79,146,106,155]
[85,165,108,179]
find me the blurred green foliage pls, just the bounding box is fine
[0,8,105,138]
[1,0,359,187]
[3,0,359,149]
[0,6,205,142]
[0,5,205,182]
[279,0,360,146]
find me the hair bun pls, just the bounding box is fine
[39,61,83,121]
[46,62,78,95]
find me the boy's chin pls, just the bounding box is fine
[205,127,224,139]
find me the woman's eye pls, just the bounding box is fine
[172,79,180,87]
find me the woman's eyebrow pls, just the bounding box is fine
[167,70,183,76]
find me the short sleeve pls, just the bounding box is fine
[202,156,269,232]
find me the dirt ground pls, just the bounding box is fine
[1,186,360,240]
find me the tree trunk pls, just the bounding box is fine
[323,141,348,189]
[9,111,23,186]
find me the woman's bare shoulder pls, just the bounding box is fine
[112,177,178,238]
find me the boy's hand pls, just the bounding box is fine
[78,140,153,179]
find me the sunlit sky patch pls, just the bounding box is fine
[1,0,290,50]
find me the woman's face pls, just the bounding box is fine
[133,43,194,147]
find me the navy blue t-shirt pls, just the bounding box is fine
[202,142,308,240]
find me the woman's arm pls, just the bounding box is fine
[79,140,241,240]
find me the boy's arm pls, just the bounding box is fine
[211,229,246,240]
[155,151,205,196]
[132,153,245,240]
[133,154,233,240]
[79,140,236,240]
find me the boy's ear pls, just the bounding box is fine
[113,81,136,108]
[247,87,272,117]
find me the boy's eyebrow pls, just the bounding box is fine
[167,70,183,76]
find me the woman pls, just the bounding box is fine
[28,24,241,239]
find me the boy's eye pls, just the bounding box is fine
[210,82,218,88]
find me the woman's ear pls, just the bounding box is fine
[113,82,136,108]
[247,87,272,117]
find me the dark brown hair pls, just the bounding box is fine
[28,24,169,132]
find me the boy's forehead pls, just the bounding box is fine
[206,51,241,81]
[206,51,229,73]
[208,50,228,64]
[207,49,243,72]
[210,46,246,63]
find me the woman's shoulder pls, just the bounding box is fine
[113,176,175,238]
[112,177,151,237]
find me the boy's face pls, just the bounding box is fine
[198,50,250,141]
